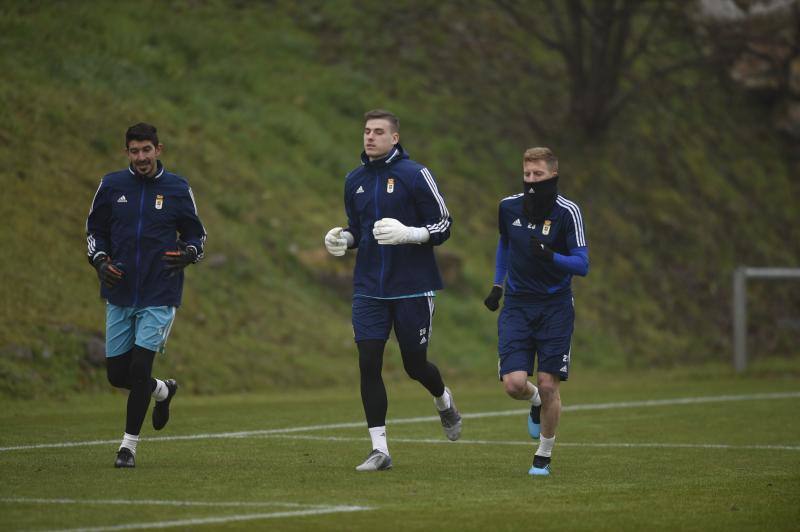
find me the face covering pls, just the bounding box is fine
[522,175,558,223]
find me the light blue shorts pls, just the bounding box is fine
[106,303,177,357]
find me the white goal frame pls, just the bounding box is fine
[732,267,800,372]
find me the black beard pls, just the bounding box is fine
[522,175,558,223]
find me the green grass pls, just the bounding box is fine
[2,369,799,531]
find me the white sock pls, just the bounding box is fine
[528,383,541,407]
[536,435,555,458]
[152,379,168,401]
[120,433,139,455]
[369,426,389,455]
[434,388,451,410]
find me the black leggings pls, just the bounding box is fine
[106,345,157,436]
[358,340,445,428]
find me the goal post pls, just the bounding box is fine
[732,267,800,373]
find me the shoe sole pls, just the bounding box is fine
[528,466,550,476]
[355,459,393,472]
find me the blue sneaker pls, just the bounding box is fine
[528,455,551,476]
[527,403,541,439]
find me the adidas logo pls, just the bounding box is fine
[512,218,522,226]
[560,365,568,373]
[356,186,365,194]
[117,195,127,203]
[419,336,427,344]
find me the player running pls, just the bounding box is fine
[86,123,206,468]
[324,109,461,471]
[483,147,589,476]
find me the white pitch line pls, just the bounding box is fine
[0,497,330,509]
[39,505,372,532]
[2,391,798,453]
[264,434,800,452]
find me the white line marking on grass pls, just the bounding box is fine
[0,498,372,532]
[2,391,798,453]
[42,506,371,532]
[0,497,332,509]
[265,434,800,452]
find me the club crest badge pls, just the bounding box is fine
[155,194,164,210]
[542,220,552,235]
[387,178,395,193]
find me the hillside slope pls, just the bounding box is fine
[0,1,797,397]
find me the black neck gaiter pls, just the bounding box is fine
[522,175,558,223]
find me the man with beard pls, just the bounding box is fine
[86,122,206,468]
[483,147,588,476]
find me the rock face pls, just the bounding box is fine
[698,0,800,139]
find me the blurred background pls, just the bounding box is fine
[0,0,798,398]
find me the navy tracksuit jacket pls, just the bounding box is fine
[344,145,452,298]
[86,163,206,308]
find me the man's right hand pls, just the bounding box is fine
[484,285,503,311]
[324,227,348,256]
[92,254,124,288]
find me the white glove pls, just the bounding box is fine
[372,218,430,245]
[324,227,353,256]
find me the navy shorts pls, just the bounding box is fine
[497,293,574,381]
[352,296,435,351]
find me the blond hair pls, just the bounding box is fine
[523,147,558,173]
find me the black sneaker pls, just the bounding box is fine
[152,379,178,430]
[528,454,551,476]
[114,447,135,468]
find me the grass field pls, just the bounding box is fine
[1,369,799,531]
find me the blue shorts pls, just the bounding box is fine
[497,294,574,381]
[352,296,435,351]
[105,303,177,357]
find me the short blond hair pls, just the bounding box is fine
[523,147,558,173]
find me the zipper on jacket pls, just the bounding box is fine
[133,180,145,307]
[374,170,384,297]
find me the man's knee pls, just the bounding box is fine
[106,366,130,389]
[357,340,385,377]
[502,373,529,399]
[106,351,132,389]
[537,373,560,402]
[129,346,155,384]
[401,349,427,381]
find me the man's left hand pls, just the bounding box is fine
[530,236,554,262]
[162,246,199,275]
[373,218,429,245]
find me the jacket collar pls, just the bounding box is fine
[128,160,165,181]
[360,144,407,168]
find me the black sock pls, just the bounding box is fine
[358,340,388,428]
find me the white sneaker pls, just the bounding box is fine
[355,449,393,471]
[436,387,462,441]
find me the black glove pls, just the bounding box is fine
[530,236,554,262]
[92,254,124,288]
[484,285,503,311]
[162,245,198,276]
